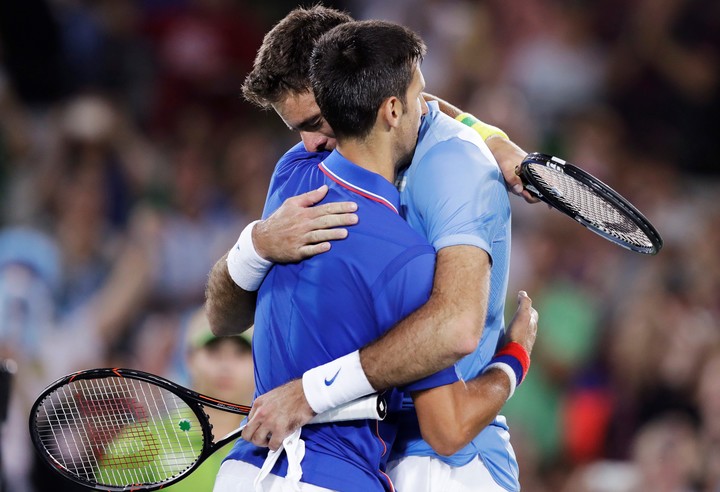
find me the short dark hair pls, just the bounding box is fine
[309,20,425,141]
[242,5,353,108]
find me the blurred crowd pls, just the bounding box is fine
[0,0,717,491]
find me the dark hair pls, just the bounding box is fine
[242,5,353,108]
[309,20,425,141]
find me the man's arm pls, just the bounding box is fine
[423,92,539,204]
[242,245,490,450]
[413,291,538,456]
[206,253,257,336]
[361,245,489,389]
[205,185,358,336]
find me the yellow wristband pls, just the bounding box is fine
[456,113,509,141]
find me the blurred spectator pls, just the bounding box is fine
[504,1,607,138]
[142,0,264,134]
[0,228,75,492]
[563,413,702,492]
[0,228,59,362]
[152,307,254,492]
[94,0,157,124]
[606,0,720,175]
[631,413,702,492]
[562,460,640,492]
[696,346,720,491]
[111,135,252,374]
[0,0,68,105]
[219,128,277,219]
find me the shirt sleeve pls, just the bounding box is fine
[408,139,510,259]
[402,365,460,392]
[372,246,461,392]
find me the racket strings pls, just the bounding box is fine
[528,165,655,248]
[34,376,205,487]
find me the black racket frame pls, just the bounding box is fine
[29,367,250,491]
[519,153,663,255]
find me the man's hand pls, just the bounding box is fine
[485,136,540,204]
[506,290,539,355]
[253,185,359,262]
[241,379,316,451]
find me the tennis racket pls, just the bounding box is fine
[518,153,663,254]
[29,368,387,491]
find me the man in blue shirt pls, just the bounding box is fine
[207,7,539,492]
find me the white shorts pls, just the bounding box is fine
[213,460,335,492]
[386,455,510,492]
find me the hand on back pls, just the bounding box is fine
[254,185,359,263]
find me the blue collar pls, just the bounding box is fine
[319,150,400,215]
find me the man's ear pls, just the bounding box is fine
[380,96,403,129]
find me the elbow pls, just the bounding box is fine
[446,314,483,359]
[206,302,254,337]
[422,427,469,457]
[420,410,497,457]
[206,303,232,337]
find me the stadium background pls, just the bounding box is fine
[0,0,718,490]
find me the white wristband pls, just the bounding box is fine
[226,220,273,291]
[302,350,375,415]
[483,362,517,400]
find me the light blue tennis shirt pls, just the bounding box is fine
[391,101,518,491]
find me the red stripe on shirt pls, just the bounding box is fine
[319,163,398,214]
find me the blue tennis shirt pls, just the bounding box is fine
[391,102,517,490]
[225,149,458,491]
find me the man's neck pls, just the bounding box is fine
[336,135,396,183]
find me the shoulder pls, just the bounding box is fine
[320,191,434,267]
[275,142,329,175]
[329,187,432,250]
[264,143,330,216]
[414,107,499,177]
[409,138,502,191]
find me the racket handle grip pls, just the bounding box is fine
[310,393,387,424]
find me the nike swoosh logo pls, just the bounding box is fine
[324,368,341,386]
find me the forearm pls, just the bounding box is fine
[414,332,534,456]
[460,369,511,434]
[413,369,510,456]
[360,246,490,390]
[205,252,257,336]
[205,186,360,337]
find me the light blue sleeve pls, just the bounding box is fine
[408,139,510,258]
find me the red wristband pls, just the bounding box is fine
[495,342,531,382]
